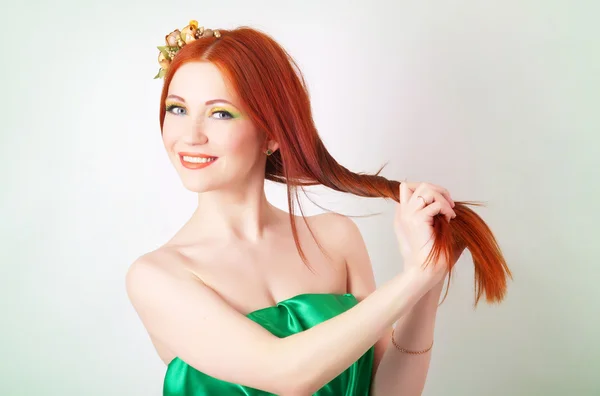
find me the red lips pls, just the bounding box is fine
[178,152,215,158]
[179,152,218,170]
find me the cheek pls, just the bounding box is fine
[220,123,261,154]
[161,132,175,149]
[161,119,180,149]
[221,133,249,153]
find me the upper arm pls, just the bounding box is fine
[125,253,293,394]
[333,215,392,376]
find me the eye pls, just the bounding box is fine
[211,110,233,120]
[166,104,186,115]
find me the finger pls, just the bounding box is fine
[410,183,436,210]
[421,199,455,223]
[427,184,453,208]
[415,190,454,221]
[412,185,455,218]
[409,183,427,203]
[439,188,455,208]
[399,181,411,205]
[421,182,455,208]
[410,192,434,211]
[428,190,455,222]
[445,205,456,223]
[404,181,420,192]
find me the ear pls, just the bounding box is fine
[266,139,280,154]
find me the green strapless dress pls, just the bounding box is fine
[163,293,374,395]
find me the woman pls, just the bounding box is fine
[126,21,511,395]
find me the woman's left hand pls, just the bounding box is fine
[394,180,456,266]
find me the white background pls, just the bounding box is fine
[1,1,598,395]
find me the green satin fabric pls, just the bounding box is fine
[163,293,374,395]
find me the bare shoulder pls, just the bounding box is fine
[308,213,376,293]
[305,212,364,251]
[127,248,181,280]
[125,247,195,310]
[302,212,369,275]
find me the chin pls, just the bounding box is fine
[179,178,222,193]
[172,157,224,193]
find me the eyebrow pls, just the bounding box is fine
[166,95,236,106]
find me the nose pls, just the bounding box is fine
[182,118,209,145]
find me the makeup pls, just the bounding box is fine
[178,152,218,170]
[209,106,242,119]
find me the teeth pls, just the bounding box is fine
[182,156,217,163]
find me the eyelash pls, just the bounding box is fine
[165,104,234,119]
[211,109,234,119]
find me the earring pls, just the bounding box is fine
[265,149,273,156]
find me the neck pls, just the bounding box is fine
[187,179,280,244]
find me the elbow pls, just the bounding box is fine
[276,386,311,396]
[269,360,317,396]
[275,381,314,396]
[267,378,310,396]
[264,340,321,395]
[286,371,327,395]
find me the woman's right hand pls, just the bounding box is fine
[393,181,456,284]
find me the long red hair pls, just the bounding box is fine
[159,26,512,307]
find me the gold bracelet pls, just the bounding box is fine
[390,327,434,355]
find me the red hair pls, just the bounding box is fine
[159,26,512,307]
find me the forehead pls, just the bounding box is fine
[167,62,236,103]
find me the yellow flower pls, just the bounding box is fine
[180,23,198,44]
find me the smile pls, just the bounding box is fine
[179,153,218,169]
[182,156,216,163]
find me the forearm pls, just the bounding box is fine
[276,268,433,395]
[371,277,445,396]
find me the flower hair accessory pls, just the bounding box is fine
[154,20,221,79]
